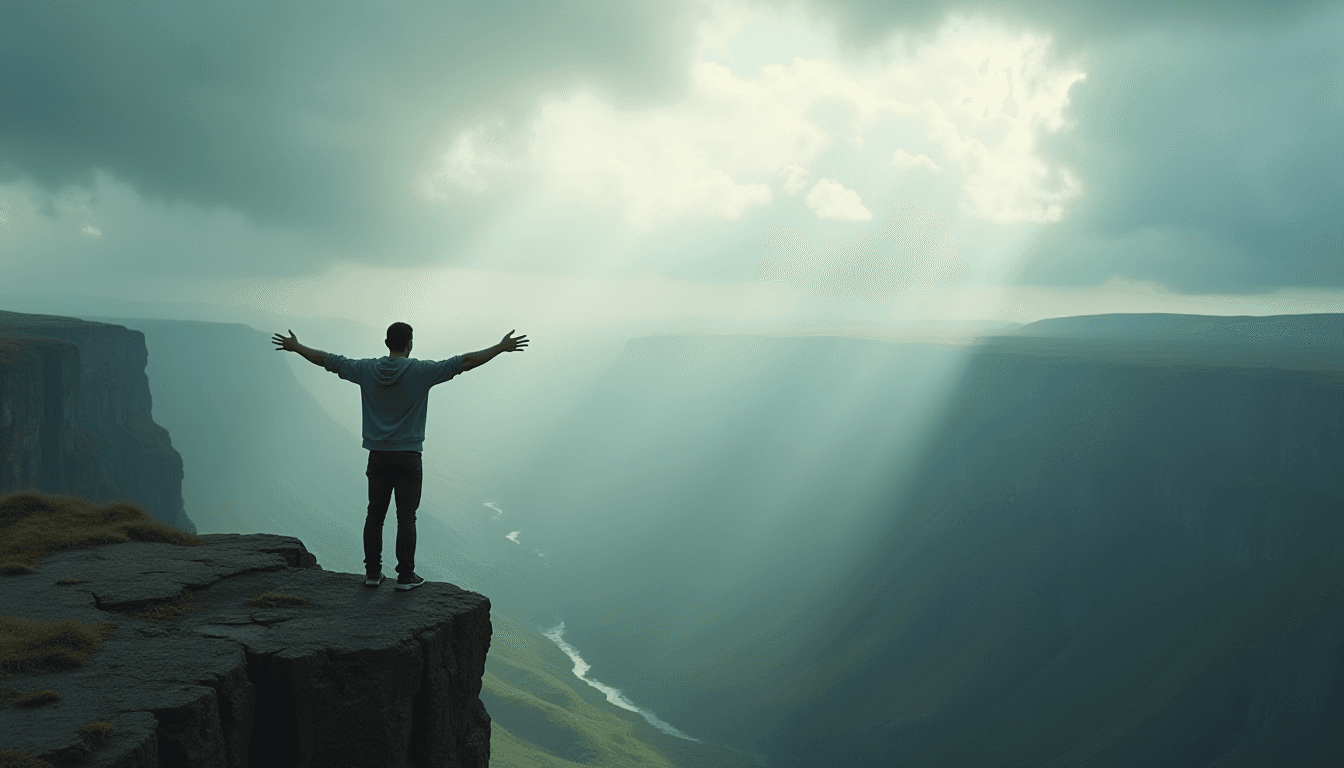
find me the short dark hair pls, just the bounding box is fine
[385,322,413,353]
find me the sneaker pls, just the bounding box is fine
[364,571,385,588]
[395,573,427,591]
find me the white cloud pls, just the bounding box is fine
[528,89,776,225]
[904,18,1086,222]
[80,223,103,239]
[805,178,872,221]
[435,130,507,195]
[433,72,802,227]
[892,148,940,173]
[432,11,1085,230]
[781,164,809,195]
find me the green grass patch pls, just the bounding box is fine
[0,615,116,679]
[489,719,620,768]
[8,689,59,708]
[245,591,308,608]
[0,490,205,575]
[79,721,116,750]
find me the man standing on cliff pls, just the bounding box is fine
[271,322,529,590]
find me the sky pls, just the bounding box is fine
[2,0,1342,339]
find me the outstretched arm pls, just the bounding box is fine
[271,330,328,367]
[462,330,529,372]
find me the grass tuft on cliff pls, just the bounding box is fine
[79,721,116,750]
[8,689,59,708]
[0,750,55,768]
[0,490,205,574]
[0,615,116,678]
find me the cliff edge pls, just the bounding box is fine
[0,491,492,768]
[0,310,194,533]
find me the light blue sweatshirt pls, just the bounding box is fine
[322,353,465,452]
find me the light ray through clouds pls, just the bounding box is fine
[7,4,1339,330]
[415,7,1086,349]
[221,7,1093,339]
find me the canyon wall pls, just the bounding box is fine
[0,310,193,533]
[491,314,1344,767]
[764,315,1344,767]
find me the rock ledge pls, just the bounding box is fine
[0,533,491,768]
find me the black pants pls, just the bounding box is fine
[364,450,422,577]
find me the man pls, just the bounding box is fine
[271,322,529,590]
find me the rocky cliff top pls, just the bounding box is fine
[1011,311,1344,341]
[0,311,121,330]
[0,508,492,768]
[975,312,1344,376]
[0,331,76,365]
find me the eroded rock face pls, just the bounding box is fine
[0,310,194,533]
[0,534,492,768]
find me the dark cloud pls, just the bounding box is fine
[783,0,1344,292]
[0,1,698,249]
[1019,5,1344,292]
[783,0,1337,53]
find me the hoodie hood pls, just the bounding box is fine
[372,356,413,385]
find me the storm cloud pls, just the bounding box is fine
[1,0,1340,301]
[1019,13,1344,292]
[0,1,697,242]
[786,0,1337,51]
[786,0,1344,292]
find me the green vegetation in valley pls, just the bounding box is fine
[484,613,676,768]
[485,612,765,768]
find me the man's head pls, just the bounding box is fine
[385,322,413,357]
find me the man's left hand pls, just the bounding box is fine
[499,330,529,352]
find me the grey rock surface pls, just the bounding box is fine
[0,533,492,767]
